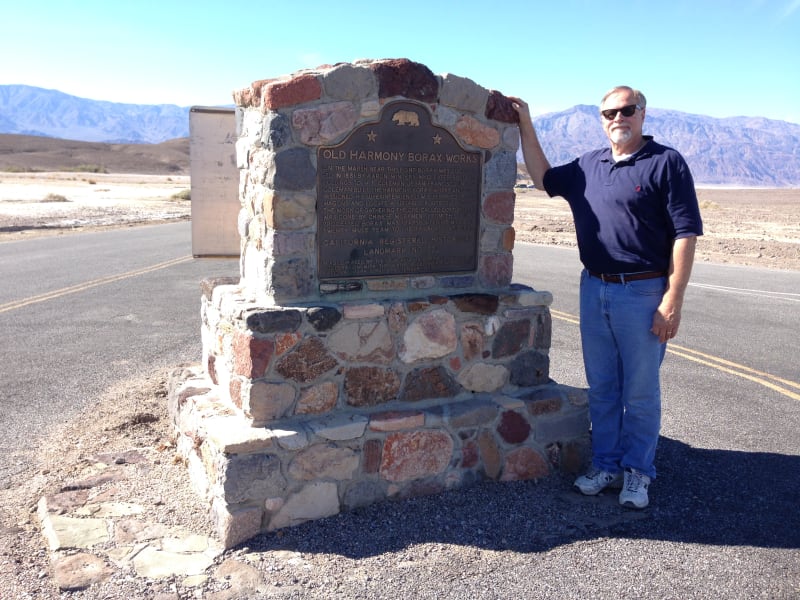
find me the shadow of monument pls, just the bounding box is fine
[246,436,800,557]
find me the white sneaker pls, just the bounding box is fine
[619,469,651,509]
[573,467,623,496]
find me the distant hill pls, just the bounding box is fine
[0,85,190,143]
[1,85,800,185]
[0,134,189,174]
[532,105,800,187]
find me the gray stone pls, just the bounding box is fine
[268,482,340,530]
[271,147,316,191]
[270,257,314,298]
[223,453,286,504]
[309,414,369,440]
[323,63,377,101]
[400,309,457,363]
[288,444,359,480]
[456,363,508,393]
[132,546,215,579]
[342,480,386,511]
[447,398,498,429]
[440,73,489,113]
[535,409,591,445]
[245,308,303,333]
[292,101,358,145]
[328,321,395,363]
[484,150,517,189]
[39,501,109,550]
[261,112,291,150]
[509,350,550,386]
[306,306,342,331]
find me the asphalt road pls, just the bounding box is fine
[1,225,798,597]
[0,222,237,485]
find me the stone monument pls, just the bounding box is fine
[169,59,589,548]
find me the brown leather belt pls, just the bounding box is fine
[588,270,667,284]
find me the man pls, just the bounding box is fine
[511,87,703,509]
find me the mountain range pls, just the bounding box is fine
[1,85,799,186]
[0,85,190,144]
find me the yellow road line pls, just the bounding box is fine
[667,347,800,401]
[0,256,192,314]
[551,308,580,325]
[550,309,800,401]
[668,344,800,391]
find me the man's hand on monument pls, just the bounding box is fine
[509,97,533,124]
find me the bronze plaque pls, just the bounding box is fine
[317,101,482,280]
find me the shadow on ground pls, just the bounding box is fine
[244,436,800,558]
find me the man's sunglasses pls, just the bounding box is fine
[601,104,641,120]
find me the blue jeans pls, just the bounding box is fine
[579,270,667,479]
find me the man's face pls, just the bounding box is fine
[601,91,645,147]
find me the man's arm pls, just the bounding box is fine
[652,235,697,343]
[510,97,551,190]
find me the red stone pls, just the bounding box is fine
[370,59,438,101]
[480,254,513,288]
[485,90,519,124]
[275,332,302,355]
[229,378,243,410]
[501,447,550,481]
[527,395,562,416]
[207,353,218,385]
[363,439,382,474]
[380,431,453,482]
[369,410,425,431]
[497,410,531,444]
[502,227,516,251]
[460,324,484,361]
[461,440,480,469]
[478,430,501,479]
[399,366,460,402]
[232,331,275,378]
[344,366,401,407]
[275,337,338,383]
[483,191,516,224]
[492,320,531,358]
[263,74,322,110]
[296,381,338,415]
[451,293,499,315]
[232,78,275,108]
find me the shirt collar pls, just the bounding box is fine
[601,136,654,164]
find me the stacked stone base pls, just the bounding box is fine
[168,280,590,548]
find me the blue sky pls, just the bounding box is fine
[2,0,799,123]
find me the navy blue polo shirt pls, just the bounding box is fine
[543,137,704,274]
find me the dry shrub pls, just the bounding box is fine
[40,193,70,203]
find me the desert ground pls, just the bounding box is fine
[0,172,191,236]
[1,173,798,272]
[514,186,800,271]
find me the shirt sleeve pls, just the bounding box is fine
[542,158,580,199]
[664,152,704,239]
